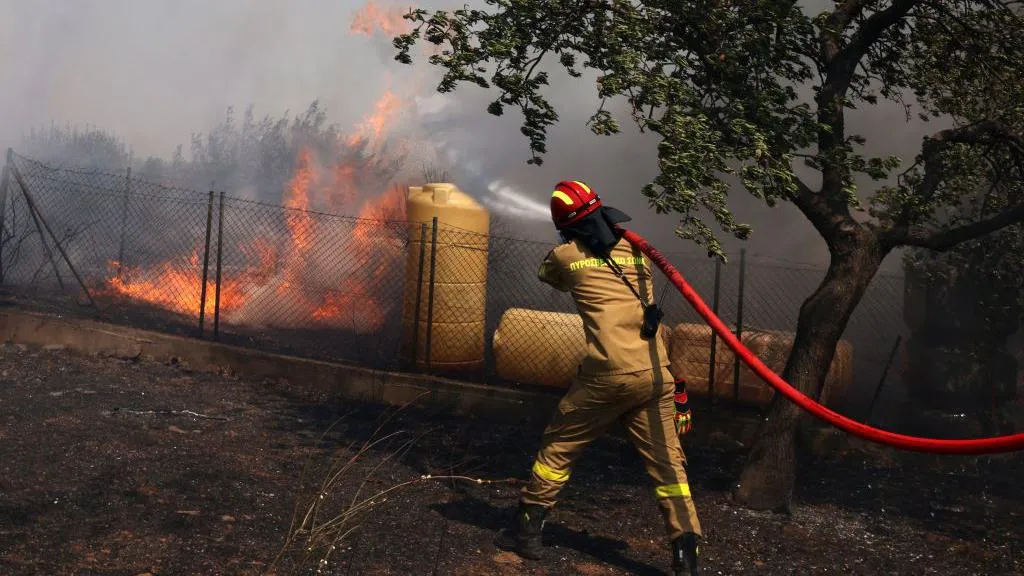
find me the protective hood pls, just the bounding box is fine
[562,205,632,258]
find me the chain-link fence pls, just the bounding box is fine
[0,151,907,417]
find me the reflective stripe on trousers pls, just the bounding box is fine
[655,482,691,499]
[532,460,571,484]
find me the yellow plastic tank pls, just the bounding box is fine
[401,183,490,370]
[493,308,587,388]
[664,322,854,408]
[494,312,856,408]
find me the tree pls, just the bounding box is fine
[394,0,1024,511]
[22,124,129,169]
[174,101,405,205]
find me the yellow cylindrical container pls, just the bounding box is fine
[664,322,854,408]
[401,183,490,370]
[493,308,587,388]
[493,312,855,408]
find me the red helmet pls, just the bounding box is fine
[550,180,602,229]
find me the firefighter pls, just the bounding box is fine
[495,180,702,575]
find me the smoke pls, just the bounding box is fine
[484,182,552,222]
[0,0,932,270]
[0,0,391,158]
[418,133,550,223]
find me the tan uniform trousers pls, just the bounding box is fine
[520,366,702,541]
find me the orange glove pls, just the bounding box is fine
[674,378,693,436]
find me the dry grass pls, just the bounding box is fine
[267,392,517,575]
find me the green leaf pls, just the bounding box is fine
[391,0,1024,262]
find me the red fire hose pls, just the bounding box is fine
[619,227,1024,454]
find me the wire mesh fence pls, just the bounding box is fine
[0,151,907,415]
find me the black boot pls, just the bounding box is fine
[671,532,700,575]
[494,502,548,560]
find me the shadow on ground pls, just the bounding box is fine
[432,493,665,576]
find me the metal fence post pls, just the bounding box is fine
[197,191,214,338]
[0,155,9,285]
[707,258,722,403]
[116,163,132,277]
[411,222,428,367]
[733,248,747,401]
[425,216,439,370]
[213,191,225,341]
[9,155,65,290]
[863,335,902,422]
[9,158,95,306]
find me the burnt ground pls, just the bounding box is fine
[0,343,1020,576]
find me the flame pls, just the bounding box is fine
[350,1,414,37]
[241,239,280,283]
[100,60,424,336]
[310,186,408,331]
[329,163,359,209]
[356,185,407,237]
[106,248,248,321]
[346,89,404,149]
[364,90,403,142]
[354,187,407,288]
[284,148,316,253]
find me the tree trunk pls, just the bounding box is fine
[731,226,887,512]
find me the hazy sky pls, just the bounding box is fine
[0,0,933,270]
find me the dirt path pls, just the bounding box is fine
[0,342,1019,575]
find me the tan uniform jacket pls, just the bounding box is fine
[538,237,671,376]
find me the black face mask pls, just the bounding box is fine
[560,206,632,258]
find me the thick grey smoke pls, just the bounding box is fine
[0,0,931,271]
[0,0,389,157]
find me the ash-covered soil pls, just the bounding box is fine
[0,342,1019,575]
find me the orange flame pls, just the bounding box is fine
[284,148,316,254]
[309,188,407,331]
[102,86,415,336]
[365,90,403,142]
[105,249,247,321]
[346,89,404,148]
[329,163,359,210]
[350,1,414,37]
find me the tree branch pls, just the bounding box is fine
[917,136,944,203]
[843,0,919,63]
[931,120,1024,152]
[584,0,631,20]
[817,0,871,67]
[824,0,871,54]
[886,201,1024,250]
[885,120,1024,250]
[814,2,919,224]
[824,0,920,97]
[907,120,1023,209]
[791,177,840,239]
